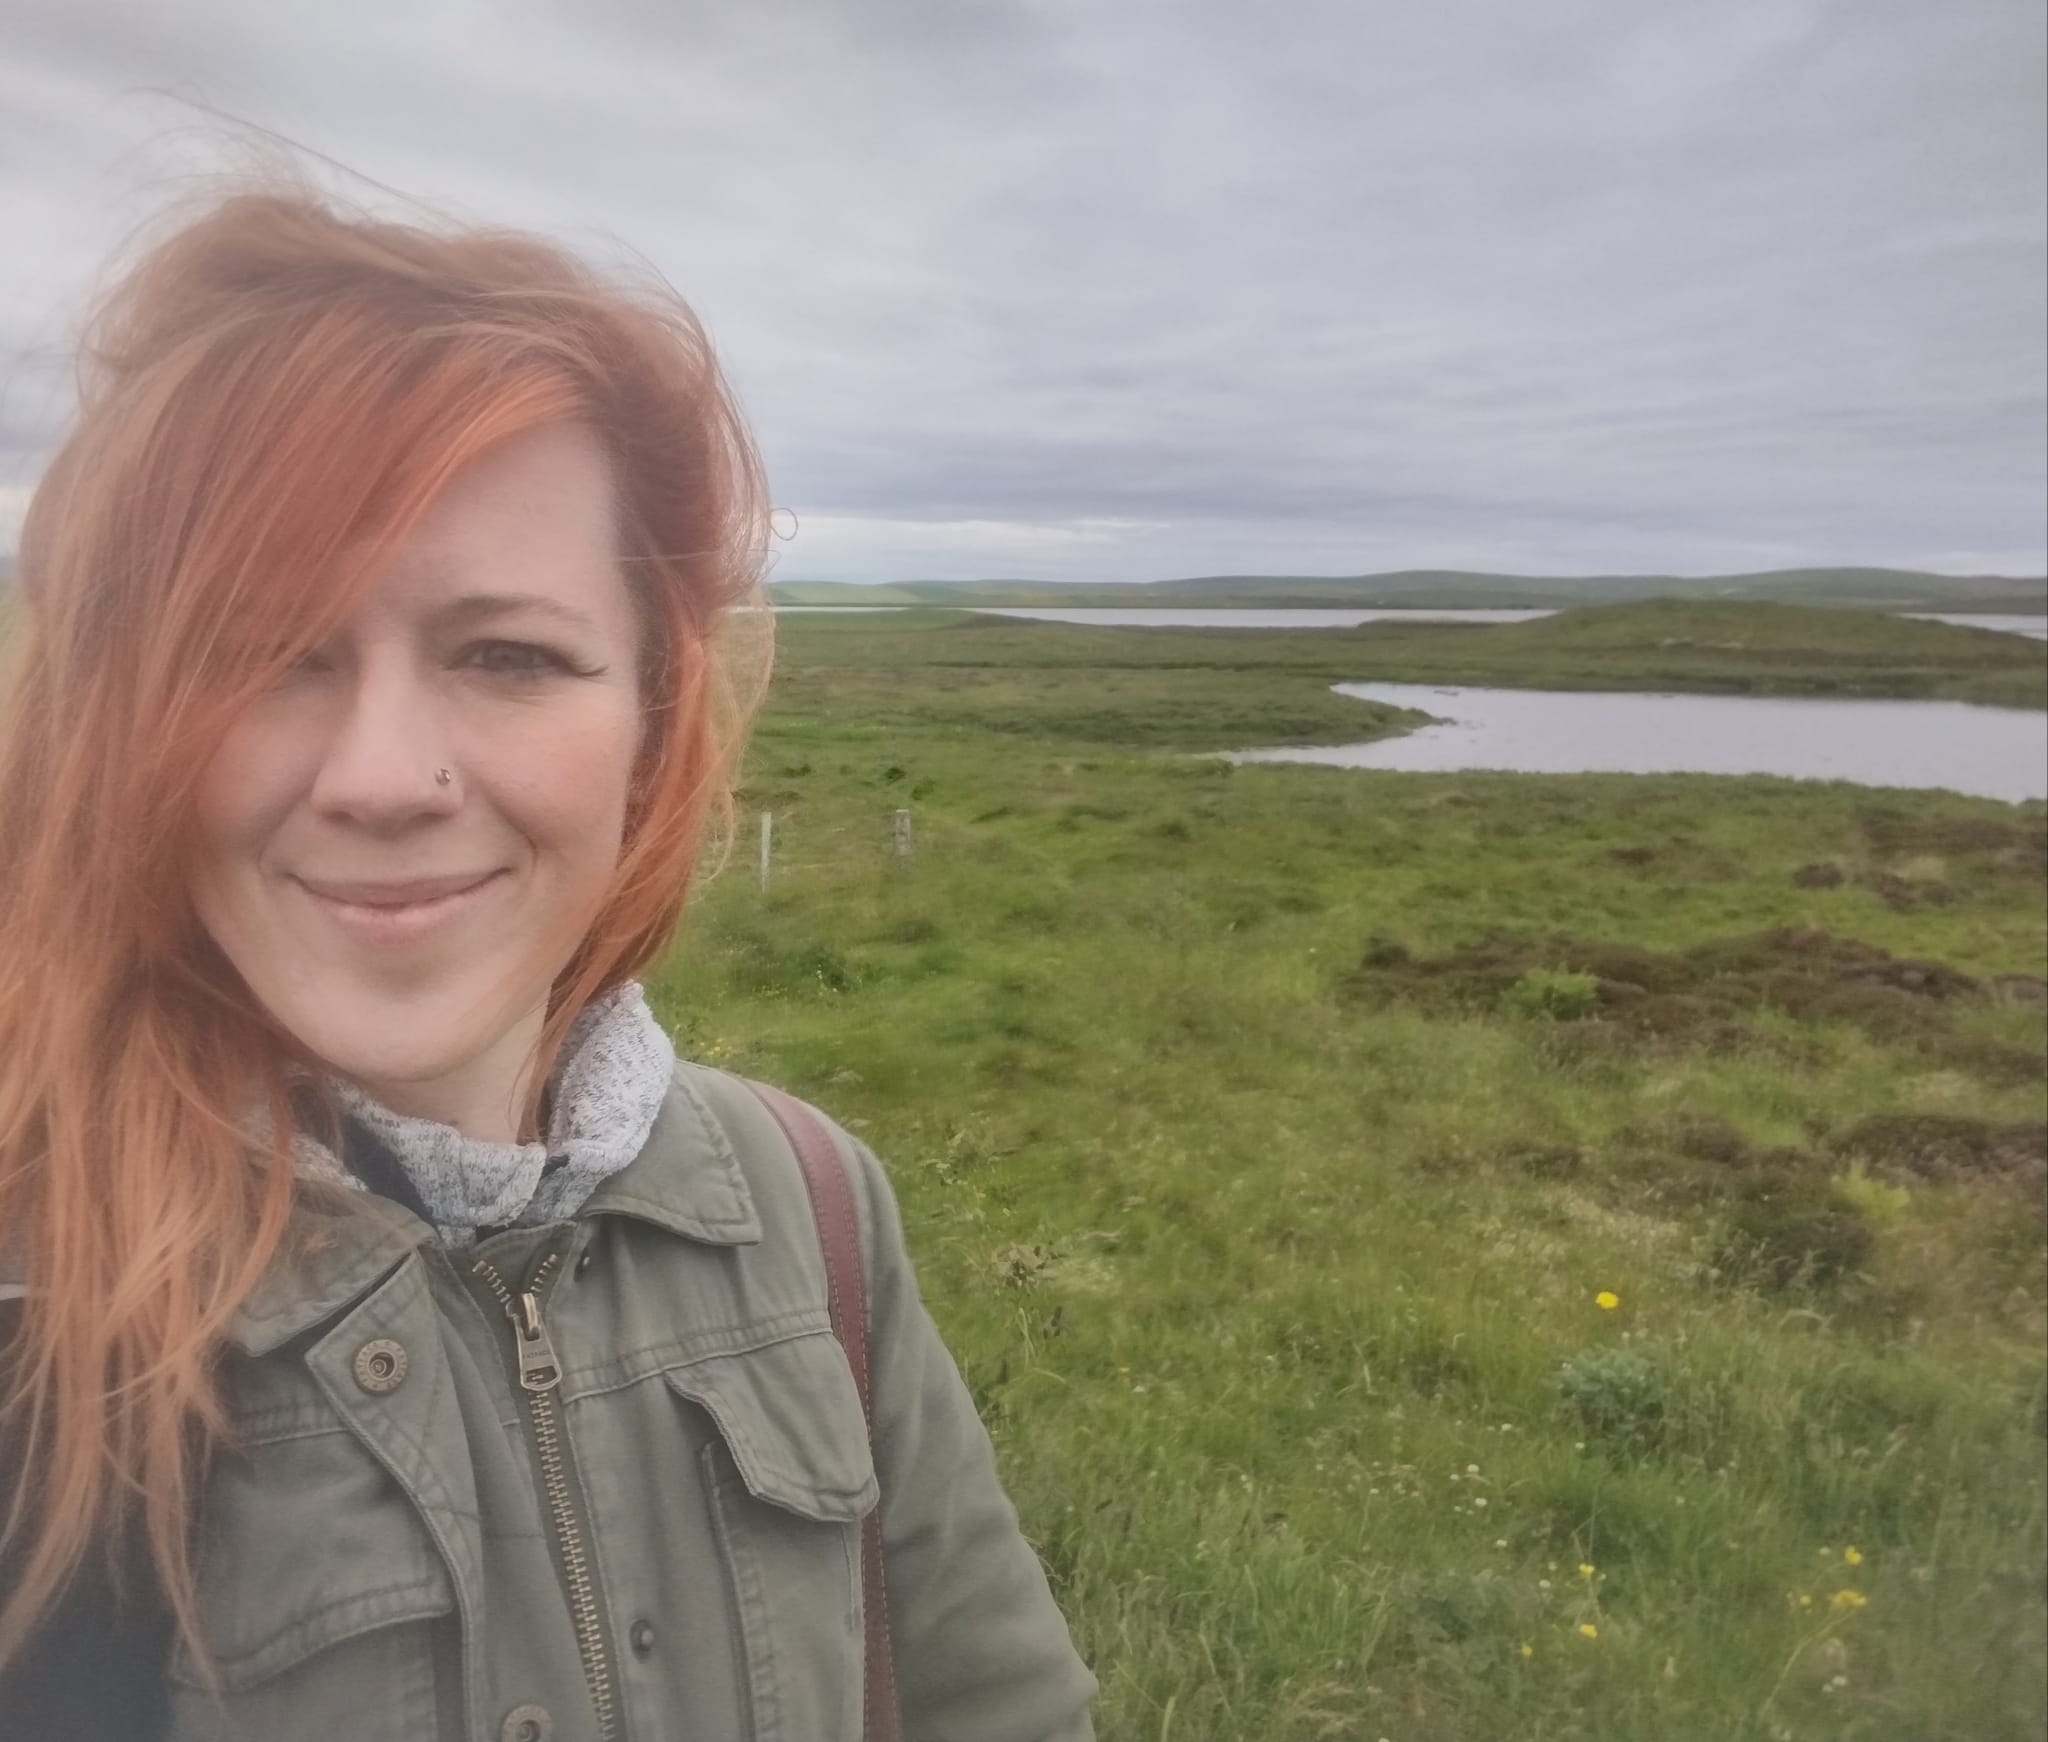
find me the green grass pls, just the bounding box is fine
[765,599,2048,718]
[653,606,2047,1741]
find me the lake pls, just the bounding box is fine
[1226,683,2048,803]
[974,607,1552,628]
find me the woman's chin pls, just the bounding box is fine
[275,989,537,1105]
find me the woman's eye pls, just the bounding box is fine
[466,640,570,677]
[276,648,333,679]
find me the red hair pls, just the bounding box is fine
[0,175,773,1673]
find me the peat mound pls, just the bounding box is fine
[1832,1113,2048,1191]
[1346,926,2043,1082]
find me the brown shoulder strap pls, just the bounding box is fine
[740,1078,901,1742]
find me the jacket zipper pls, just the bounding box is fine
[472,1249,620,1742]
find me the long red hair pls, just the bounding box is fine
[0,175,773,1672]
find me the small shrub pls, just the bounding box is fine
[1359,935,1411,969]
[1832,1164,1913,1226]
[1556,1344,1674,1454]
[1716,1181,1874,1290]
[798,944,857,994]
[1501,967,1602,1022]
[877,912,943,945]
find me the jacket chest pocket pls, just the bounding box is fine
[166,1416,455,1742]
[665,1331,878,1742]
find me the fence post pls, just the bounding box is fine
[760,812,773,892]
[892,807,913,862]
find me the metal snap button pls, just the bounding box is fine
[351,1338,408,1395]
[629,1617,656,1657]
[500,1704,553,1742]
[576,1248,597,1277]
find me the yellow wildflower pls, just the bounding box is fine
[1520,1642,1534,1659]
[1578,1562,1596,1579]
[1829,1588,1868,1611]
[1579,1623,1599,1639]
[1595,1290,1620,1310]
[1842,1546,1863,1566]
[1798,1593,1813,1609]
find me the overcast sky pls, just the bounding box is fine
[3,0,2043,583]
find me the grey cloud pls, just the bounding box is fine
[1,0,2041,581]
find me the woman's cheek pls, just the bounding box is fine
[491,700,641,842]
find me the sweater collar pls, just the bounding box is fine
[291,983,678,1249]
[226,1059,762,1355]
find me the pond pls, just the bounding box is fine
[1225,683,2048,803]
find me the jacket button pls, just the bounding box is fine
[629,1618,656,1657]
[575,1248,597,1277]
[351,1338,408,1395]
[500,1705,553,1742]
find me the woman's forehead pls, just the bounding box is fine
[351,424,629,624]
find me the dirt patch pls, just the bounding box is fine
[1867,870,1959,910]
[1833,1114,2048,1192]
[1792,855,1965,908]
[1344,925,2025,1078]
[1853,803,2048,878]
[1600,1109,2046,1296]
[1990,974,2048,1006]
[1609,1118,1873,1290]
[1502,1141,1586,1181]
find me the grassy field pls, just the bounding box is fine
[768,599,2048,716]
[650,603,2047,1741]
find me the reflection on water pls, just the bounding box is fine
[1226,683,2048,803]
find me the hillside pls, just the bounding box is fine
[767,566,2048,612]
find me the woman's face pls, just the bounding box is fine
[190,420,647,1117]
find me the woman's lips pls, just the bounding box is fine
[296,870,504,943]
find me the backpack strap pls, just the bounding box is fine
[739,1079,901,1742]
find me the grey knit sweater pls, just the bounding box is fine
[276,982,677,1248]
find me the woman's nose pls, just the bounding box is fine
[305,662,462,825]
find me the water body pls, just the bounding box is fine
[1226,683,2048,803]
[975,607,1552,628]
[1903,613,2048,640]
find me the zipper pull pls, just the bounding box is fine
[509,1289,563,1393]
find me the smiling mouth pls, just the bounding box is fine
[295,870,506,941]
[297,870,502,906]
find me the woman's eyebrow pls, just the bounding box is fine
[432,592,600,634]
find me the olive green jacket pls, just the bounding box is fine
[2,1061,1097,1741]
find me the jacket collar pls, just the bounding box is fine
[224,1062,761,1354]
[577,1063,763,1245]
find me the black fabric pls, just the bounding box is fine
[0,1301,174,1741]
[287,1080,439,1228]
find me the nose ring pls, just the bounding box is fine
[434,767,453,787]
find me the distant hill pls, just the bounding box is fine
[768,567,2048,612]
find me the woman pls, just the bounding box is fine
[0,177,1097,1740]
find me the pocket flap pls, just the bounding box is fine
[171,1427,456,1691]
[664,1331,880,1523]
